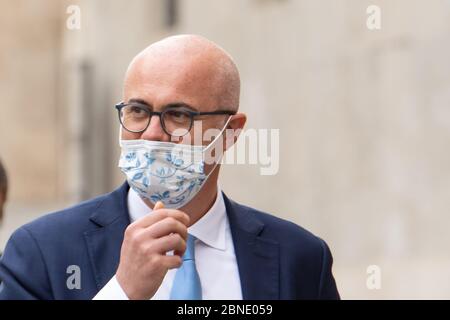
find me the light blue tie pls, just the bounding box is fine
[170,234,202,300]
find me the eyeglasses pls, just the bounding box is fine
[115,102,236,137]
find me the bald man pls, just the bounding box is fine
[0,35,339,300]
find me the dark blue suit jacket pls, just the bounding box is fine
[0,182,339,300]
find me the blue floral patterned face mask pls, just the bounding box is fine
[118,118,231,209]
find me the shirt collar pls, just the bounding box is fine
[127,187,227,251]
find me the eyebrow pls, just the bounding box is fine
[127,98,198,112]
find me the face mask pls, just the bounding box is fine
[118,118,231,209]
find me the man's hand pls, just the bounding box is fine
[116,201,190,300]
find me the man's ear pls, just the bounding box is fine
[228,113,246,130]
[224,113,246,151]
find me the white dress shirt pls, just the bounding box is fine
[93,186,243,300]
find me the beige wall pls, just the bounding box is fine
[0,1,62,203]
[1,0,450,298]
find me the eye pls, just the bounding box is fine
[130,106,145,114]
[165,109,191,123]
[124,105,148,118]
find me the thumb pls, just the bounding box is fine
[154,201,164,210]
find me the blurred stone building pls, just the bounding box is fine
[1,0,450,298]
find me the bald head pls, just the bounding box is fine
[124,35,240,112]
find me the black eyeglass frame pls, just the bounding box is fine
[115,101,236,137]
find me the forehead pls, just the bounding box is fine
[124,54,222,112]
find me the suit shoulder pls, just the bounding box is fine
[236,202,328,253]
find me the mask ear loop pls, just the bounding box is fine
[118,126,137,148]
[203,115,233,154]
[201,115,234,179]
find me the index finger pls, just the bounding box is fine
[132,207,190,229]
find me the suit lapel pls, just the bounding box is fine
[84,182,131,291]
[223,193,280,300]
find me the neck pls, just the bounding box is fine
[142,166,221,226]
